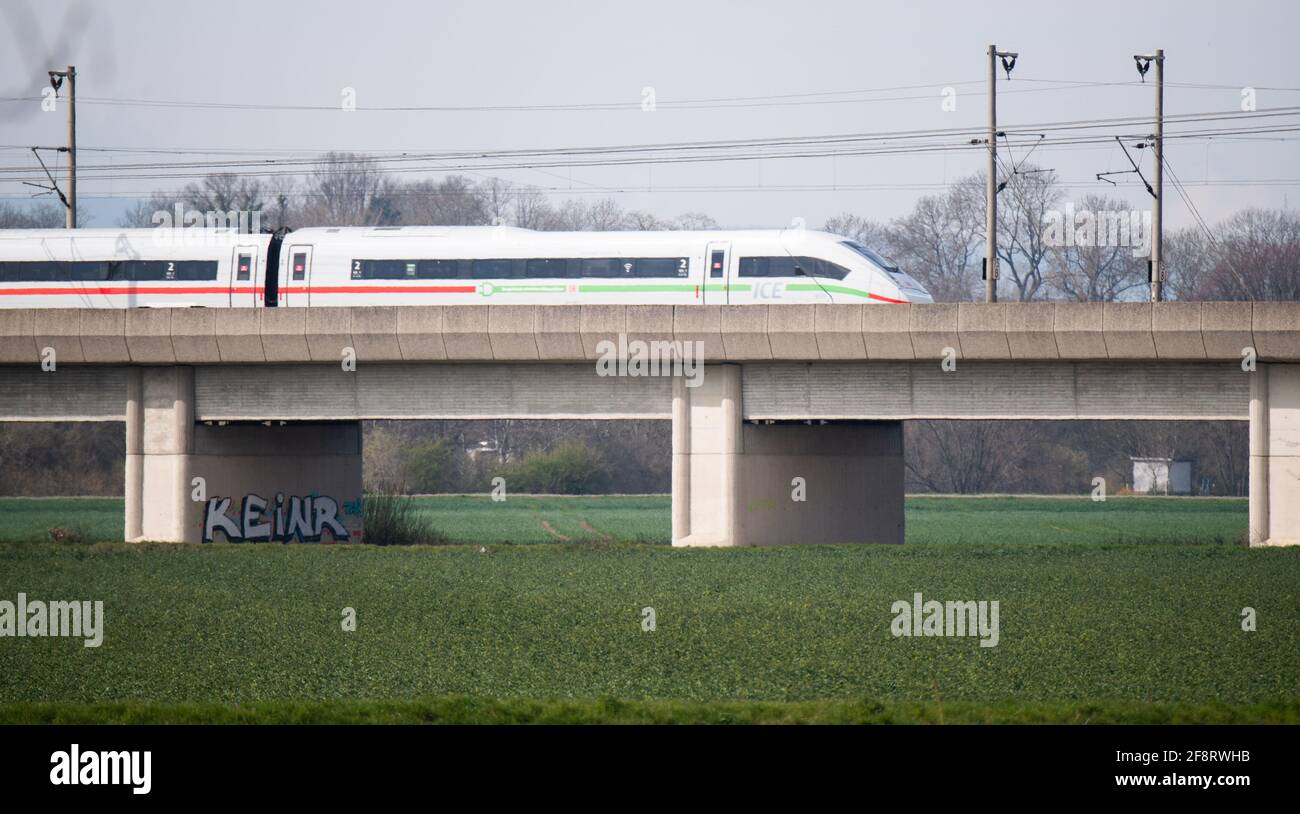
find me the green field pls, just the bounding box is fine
[2,494,1292,724]
[0,494,1250,546]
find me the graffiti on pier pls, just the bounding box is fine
[203,493,353,543]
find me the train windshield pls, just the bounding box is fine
[840,241,903,275]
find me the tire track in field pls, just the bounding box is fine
[579,520,615,543]
[540,520,570,541]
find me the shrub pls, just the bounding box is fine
[502,441,611,495]
[47,526,87,544]
[362,491,449,546]
[401,439,458,494]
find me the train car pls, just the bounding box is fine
[0,228,272,309]
[0,225,933,308]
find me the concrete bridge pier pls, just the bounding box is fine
[671,364,904,547]
[1251,364,1300,547]
[125,367,195,542]
[124,366,363,543]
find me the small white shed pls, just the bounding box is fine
[1131,457,1193,495]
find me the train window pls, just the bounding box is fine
[0,261,108,281]
[342,257,690,281]
[121,260,218,281]
[292,253,308,281]
[740,256,799,277]
[633,258,688,278]
[352,259,407,279]
[416,259,459,278]
[771,257,800,276]
[578,258,621,278]
[236,254,252,282]
[840,240,903,274]
[739,256,844,278]
[710,250,725,278]
[472,259,524,278]
[812,259,850,281]
[351,259,460,279]
[526,258,571,278]
[0,260,217,282]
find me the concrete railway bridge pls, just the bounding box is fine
[0,301,1296,547]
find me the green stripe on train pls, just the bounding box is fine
[786,284,872,298]
[475,281,873,298]
[578,284,698,293]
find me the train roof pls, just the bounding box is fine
[0,225,848,242]
[286,225,842,238]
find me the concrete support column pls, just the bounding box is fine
[124,368,144,541]
[1249,365,1270,546]
[671,364,743,547]
[125,366,362,544]
[135,366,196,542]
[671,375,691,543]
[1250,363,1300,547]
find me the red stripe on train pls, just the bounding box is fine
[300,285,478,294]
[0,285,905,301]
[0,284,479,296]
[0,286,243,296]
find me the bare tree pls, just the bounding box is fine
[1045,194,1147,301]
[905,420,1027,493]
[1162,226,1211,301]
[400,175,491,225]
[823,213,889,248]
[585,198,628,230]
[541,198,627,231]
[512,188,558,230]
[478,177,515,225]
[0,201,68,228]
[987,167,1061,301]
[1195,208,1300,302]
[624,211,669,230]
[671,212,718,230]
[181,173,264,214]
[264,174,298,230]
[884,183,982,302]
[299,152,401,226]
[1200,422,1249,496]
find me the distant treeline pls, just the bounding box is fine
[0,418,1247,498]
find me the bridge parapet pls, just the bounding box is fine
[0,302,1294,366]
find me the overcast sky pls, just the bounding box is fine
[1,0,1297,230]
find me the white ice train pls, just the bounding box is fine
[0,225,933,308]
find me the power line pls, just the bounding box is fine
[0,79,1146,113]
[6,123,1296,188]
[5,177,1299,202]
[5,74,1294,115]
[2,106,1296,180]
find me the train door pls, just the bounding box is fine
[283,245,312,306]
[231,246,259,307]
[703,241,730,304]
